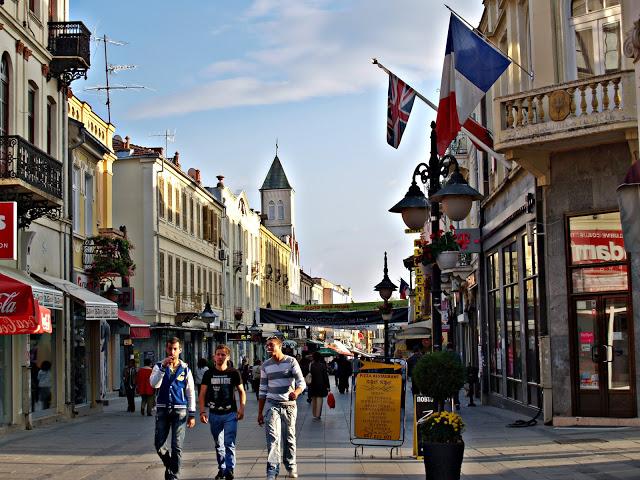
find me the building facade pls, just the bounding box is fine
[112,139,224,369]
[260,223,291,310]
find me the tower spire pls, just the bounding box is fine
[275,138,278,157]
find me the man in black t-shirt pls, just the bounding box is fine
[199,344,246,480]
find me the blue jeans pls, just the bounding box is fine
[209,412,238,473]
[155,408,187,479]
[265,402,297,476]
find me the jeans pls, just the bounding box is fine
[265,402,297,476]
[155,408,188,479]
[209,412,238,473]
[141,394,155,415]
[125,388,135,412]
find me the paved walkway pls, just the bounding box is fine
[1,385,640,479]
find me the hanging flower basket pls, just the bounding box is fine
[436,251,459,270]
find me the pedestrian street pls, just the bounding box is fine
[1,384,640,480]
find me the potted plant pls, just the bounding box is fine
[413,351,466,480]
[429,226,462,270]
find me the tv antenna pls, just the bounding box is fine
[85,34,148,123]
[150,129,176,155]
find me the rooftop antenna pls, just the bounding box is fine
[150,129,176,156]
[275,138,278,156]
[85,34,148,123]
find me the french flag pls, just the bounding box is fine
[435,14,510,156]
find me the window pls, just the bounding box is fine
[181,190,187,230]
[277,200,284,220]
[209,270,213,305]
[27,86,36,145]
[46,98,55,155]
[503,241,521,401]
[268,201,275,220]
[487,251,502,393]
[85,174,93,236]
[159,252,166,297]
[522,230,541,407]
[158,177,165,218]
[570,0,621,79]
[182,261,187,299]
[168,254,174,298]
[72,166,80,233]
[29,0,36,13]
[0,56,9,138]
[48,0,57,21]
[190,263,195,295]
[167,183,173,223]
[190,198,195,235]
[175,186,180,228]
[197,266,201,295]
[175,257,181,295]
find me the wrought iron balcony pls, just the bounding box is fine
[0,135,63,228]
[494,70,636,153]
[47,21,91,86]
[233,250,243,273]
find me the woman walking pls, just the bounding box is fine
[308,351,330,420]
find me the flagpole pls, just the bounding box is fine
[372,58,509,167]
[444,4,534,80]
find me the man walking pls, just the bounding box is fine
[150,337,196,480]
[136,357,155,416]
[122,356,137,412]
[258,336,306,480]
[199,344,246,480]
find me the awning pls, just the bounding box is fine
[0,273,52,335]
[32,273,117,320]
[117,309,150,339]
[306,339,325,346]
[0,266,63,310]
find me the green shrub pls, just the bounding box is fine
[412,351,465,408]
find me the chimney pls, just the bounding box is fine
[124,136,130,149]
[216,175,224,188]
[195,169,201,184]
[174,151,180,167]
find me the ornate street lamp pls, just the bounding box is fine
[200,299,218,325]
[389,122,483,349]
[374,252,397,358]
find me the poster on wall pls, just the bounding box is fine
[0,202,17,260]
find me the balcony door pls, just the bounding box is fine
[572,295,635,417]
[570,1,621,79]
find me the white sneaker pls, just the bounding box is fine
[286,468,298,478]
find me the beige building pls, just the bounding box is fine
[112,139,224,368]
[469,0,640,424]
[0,2,91,430]
[260,224,291,310]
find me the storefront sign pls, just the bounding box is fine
[0,273,52,335]
[414,395,436,458]
[351,360,405,447]
[0,202,17,260]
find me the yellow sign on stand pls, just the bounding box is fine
[350,360,406,448]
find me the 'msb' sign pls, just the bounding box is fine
[0,202,17,260]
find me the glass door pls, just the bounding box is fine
[573,295,635,417]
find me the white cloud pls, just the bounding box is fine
[129,0,482,119]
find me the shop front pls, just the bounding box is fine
[33,273,118,412]
[0,267,63,427]
[110,309,151,393]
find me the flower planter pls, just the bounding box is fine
[436,251,459,270]
[422,441,464,480]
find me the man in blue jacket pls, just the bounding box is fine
[150,337,196,480]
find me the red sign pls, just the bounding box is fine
[0,202,17,260]
[570,229,626,265]
[579,332,595,344]
[0,273,52,335]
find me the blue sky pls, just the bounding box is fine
[71,0,484,302]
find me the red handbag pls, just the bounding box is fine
[327,391,336,409]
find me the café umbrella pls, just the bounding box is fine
[0,273,52,335]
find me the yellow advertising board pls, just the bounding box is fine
[354,373,402,441]
[350,360,406,448]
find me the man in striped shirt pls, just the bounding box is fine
[258,336,306,480]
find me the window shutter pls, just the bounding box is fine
[203,207,210,241]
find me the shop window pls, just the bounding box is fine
[487,251,502,394]
[523,229,541,407]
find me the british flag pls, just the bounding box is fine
[387,73,416,149]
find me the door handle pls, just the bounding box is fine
[591,344,599,363]
[602,345,613,363]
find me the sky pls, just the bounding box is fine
[71,0,485,302]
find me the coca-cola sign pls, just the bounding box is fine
[0,202,17,260]
[0,272,52,335]
[0,291,19,314]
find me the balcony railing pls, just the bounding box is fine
[0,135,63,199]
[174,293,204,314]
[47,21,91,84]
[495,70,636,150]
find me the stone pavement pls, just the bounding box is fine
[1,385,640,479]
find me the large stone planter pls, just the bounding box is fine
[436,251,459,270]
[422,441,464,480]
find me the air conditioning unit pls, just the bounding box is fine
[218,249,226,261]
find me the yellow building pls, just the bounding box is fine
[260,224,291,310]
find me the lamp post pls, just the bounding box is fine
[389,122,482,350]
[374,252,397,359]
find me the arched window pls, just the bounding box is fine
[0,55,9,138]
[570,0,621,79]
[277,200,284,220]
[268,201,275,220]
